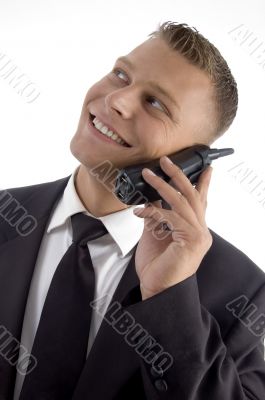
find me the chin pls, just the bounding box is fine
[69,133,91,166]
[70,134,116,173]
[69,132,81,160]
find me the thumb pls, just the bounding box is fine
[145,199,163,208]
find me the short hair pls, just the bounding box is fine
[148,21,238,143]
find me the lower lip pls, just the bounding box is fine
[87,118,129,148]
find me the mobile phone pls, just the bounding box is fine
[114,144,234,206]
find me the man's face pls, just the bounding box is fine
[70,37,215,170]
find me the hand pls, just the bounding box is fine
[133,156,213,300]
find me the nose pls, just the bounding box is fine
[105,86,139,120]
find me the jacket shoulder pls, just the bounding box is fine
[0,176,70,202]
[209,228,264,281]
[198,228,265,316]
[0,175,71,240]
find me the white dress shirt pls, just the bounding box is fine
[13,165,144,400]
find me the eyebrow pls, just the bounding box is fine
[116,56,180,111]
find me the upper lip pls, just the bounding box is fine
[89,112,131,147]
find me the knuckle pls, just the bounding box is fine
[196,229,212,248]
[155,181,164,191]
[151,207,164,220]
[192,188,200,200]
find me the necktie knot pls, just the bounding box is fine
[71,212,108,246]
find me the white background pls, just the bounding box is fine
[0,0,265,271]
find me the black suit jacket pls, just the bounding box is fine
[0,175,265,400]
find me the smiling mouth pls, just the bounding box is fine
[89,113,132,147]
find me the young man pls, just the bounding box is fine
[1,21,264,400]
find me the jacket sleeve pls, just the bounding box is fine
[125,273,265,400]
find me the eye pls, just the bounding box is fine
[146,96,165,112]
[111,68,168,114]
[112,68,128,82]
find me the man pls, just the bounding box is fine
[0,21,264,399]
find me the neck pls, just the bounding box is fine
[74,164,131,217]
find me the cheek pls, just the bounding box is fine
[83,78,109,104]
[137,119,170,158]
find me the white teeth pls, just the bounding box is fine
[95,121,103,129]
[101,126,108,134]
[92,116,128,146]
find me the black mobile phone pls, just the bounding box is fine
[114,144,234,206]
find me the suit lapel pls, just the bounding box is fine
[0,176,71,400]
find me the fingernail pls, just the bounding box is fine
[144,202,152,207]
[133,208,143,215]
[164,156,173,164]
[143,168,156,176]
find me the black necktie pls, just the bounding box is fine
[19,212,108,400]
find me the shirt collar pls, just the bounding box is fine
[47,165,144,257]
